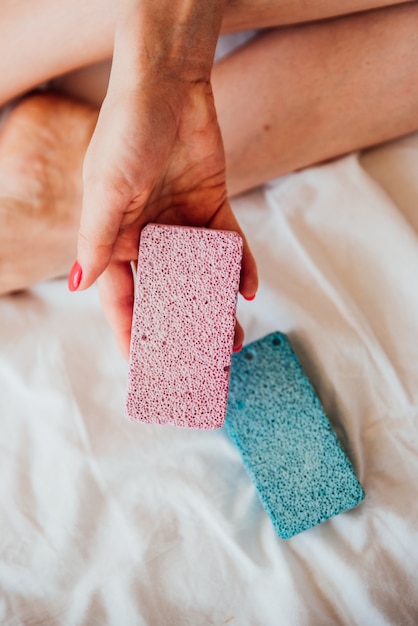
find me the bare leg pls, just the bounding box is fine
[59,3,418,196]
[221,0,413,32]
[0,0,117,105]
[0,0,412,104]
[1,2,418,294]
[0,94,97,294]
[215,3,418,195]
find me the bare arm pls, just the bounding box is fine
[72,0,257,355]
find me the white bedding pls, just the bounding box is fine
[1,132,418,625]
[2,35,418,623]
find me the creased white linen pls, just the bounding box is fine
[1,132,418,624]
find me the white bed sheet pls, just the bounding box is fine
[1,130,418,624]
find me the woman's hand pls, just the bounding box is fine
[70,0,258,357]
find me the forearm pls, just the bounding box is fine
[111,0,227,90]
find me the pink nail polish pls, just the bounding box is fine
[244,294,256,301]
[233,343,243,353]
[68,261,82,292]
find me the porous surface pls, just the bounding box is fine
[226,332,365,539]
[126,224,243,429]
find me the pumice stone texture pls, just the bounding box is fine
[126,223,243,429]
[226,332,365,539]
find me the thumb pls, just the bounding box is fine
[68,178,128,292]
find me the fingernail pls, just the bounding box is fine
[233,343,243,353]
[68,261,82,292]
[244,294,256,301]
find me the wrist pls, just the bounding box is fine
[113,0,226,85]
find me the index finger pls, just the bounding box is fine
[98,259,136,359]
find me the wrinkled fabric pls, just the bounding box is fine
[1,133,418,625]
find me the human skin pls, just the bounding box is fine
[215,3,418,195]
[0,0,412,103]
[73,0,261,359]
[0,0,417,355]
[57,2,418,200]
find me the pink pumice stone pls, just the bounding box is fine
[125,223,243,429]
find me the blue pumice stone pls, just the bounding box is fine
[226,332,365,539]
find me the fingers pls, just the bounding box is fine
[98,260,136,360]
[69,95,146,293]
[209,200,258,353]
[99,257,245,360]
[234,319,244,352]
[208,199,258,300]
[239,236,258,301]
[69,165,132,291]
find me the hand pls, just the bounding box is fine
[70,0,258,357]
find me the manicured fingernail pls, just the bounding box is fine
[68,261,82,292]
[233,343,243,353]
[244,294,256,301]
